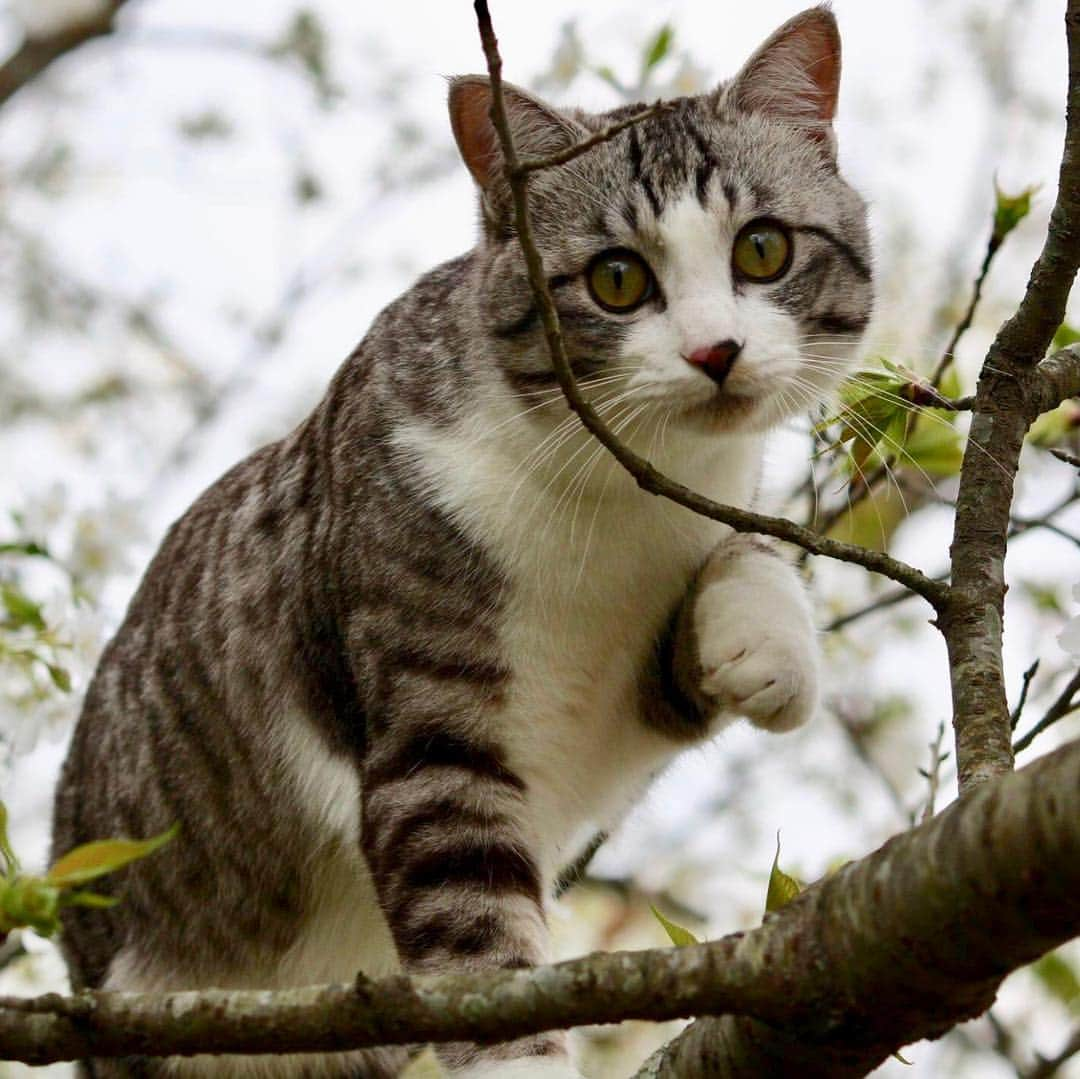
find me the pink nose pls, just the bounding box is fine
[686,339,743,386]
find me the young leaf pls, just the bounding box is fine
[903,422,964,478]
[765,834,802,915]
[651,905,700,946]
[62,890,120,910]
[0,802,19,878]
[1,585,45,631]
[46,664,72,694]
[0,877,61,936]
[47,823,179,887]
[1052,322,1080,353]
[642,25,675,75]
[992,180,1039,246]
[1031,950,1080,1011]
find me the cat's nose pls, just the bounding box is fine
[685,339,743,386]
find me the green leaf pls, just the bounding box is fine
[1,585,45,631]
[47,823,179,887]
[61,890,119,910]
[893,1050,913,1065]
[993,180,1039,245]
[398,1047,449,1078]
[651,905,700,946]
[1032,950,1080,1011]
[1028,401,1080,447]
[0,802,19,878]
[904,422,964,478]
[642,25,674,75]
[0,878,61,936]
[1052,322,1080,353]
[46,664,72,693]
[765,835,802,915]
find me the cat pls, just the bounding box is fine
[51,5,872,1077]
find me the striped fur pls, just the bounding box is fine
[52,8,870,1077]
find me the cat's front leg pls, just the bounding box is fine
[674,534,820,733]
[361,726,583,1079]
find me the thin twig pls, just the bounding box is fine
[1010,660,1041,729]
[473,3,947,610]
[1025,1025,1080,1079]
[0,1,131,108]
[1051,447,1080,469]
[514,103,670,174]
[930,229,1002,388]
[919,720,948,823]
[1013,667,1080,753]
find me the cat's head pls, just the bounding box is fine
[449,5,872,436]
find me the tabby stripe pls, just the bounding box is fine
[493,304,538,339]
[807,312,870,335]
[794,224,872,281]
[395,909,504,961]
[397,841,542,905]
[377,641,508,685]
[378,800,510,862]
[366,729,526,792]
[628,126,663,218]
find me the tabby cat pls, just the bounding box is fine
[52,6,872,1076]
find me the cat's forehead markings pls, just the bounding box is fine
[655,191,734,279]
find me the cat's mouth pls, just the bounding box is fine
[679,389,762,429]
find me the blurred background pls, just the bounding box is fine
[1,0,1078,1075]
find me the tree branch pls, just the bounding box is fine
[0,1,130,109]
[1,740,1077,1067]
[943,0,1080,794]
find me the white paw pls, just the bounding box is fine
[693,572,819,733]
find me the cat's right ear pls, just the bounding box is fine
[448,76,584,192]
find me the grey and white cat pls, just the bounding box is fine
[52,6,872,1077]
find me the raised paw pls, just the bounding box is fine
[692,572,820,733]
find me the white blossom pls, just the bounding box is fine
[67,494,145,587]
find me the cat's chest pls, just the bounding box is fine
[394,415,760,863]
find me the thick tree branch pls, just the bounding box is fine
[0,740,1077,1067]
[472,2,947,610]
[943,1,1080,794]
[0,1,130,109]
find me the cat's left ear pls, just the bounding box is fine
[448,76,586,192]
[723,5,841,148]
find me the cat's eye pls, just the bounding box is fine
[732,220,792,283]
[587,250,654,313]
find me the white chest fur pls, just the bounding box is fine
[395,408,761,881]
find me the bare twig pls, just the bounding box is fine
[1013,667,1080,753]
[1010,660,1041,729]
[1025,1025,1080,1079]
[1051,447,1080,469]
[930,227,1002,388]
[919,720,949,822]
[0,1,131,109]
[514,103,670,174]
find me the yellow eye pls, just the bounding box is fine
[732,220,792,282]
[587,250,654,312]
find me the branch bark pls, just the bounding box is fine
[943,1,1080,795]
[1,740,1078,1067]
[0,1,130,109]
